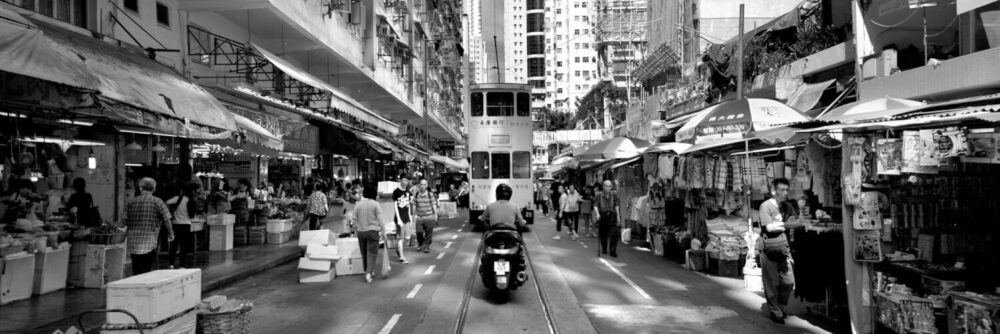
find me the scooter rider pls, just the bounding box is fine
[478,183,526,230]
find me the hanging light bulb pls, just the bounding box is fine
[126,135,142,150]
[88,149,97,169]
[151,136,166,152]
[29,172,39,182]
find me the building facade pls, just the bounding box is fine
[545,0,601,115]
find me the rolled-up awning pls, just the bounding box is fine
[429,155,466,170]
[0,7,236,138]
[355,131,397,155]
[234,114,283,151]
[252,44,399,136]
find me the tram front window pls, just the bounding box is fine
[486,92,514,116]
[491,152,511,179]
[516,92,530,116]
[512,151,531,179]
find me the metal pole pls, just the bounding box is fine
[493,36,502,82]
[736,4,745,100]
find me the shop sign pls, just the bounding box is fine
[1,73,94,108]
[283,125,318,155]
[438,141,455,151]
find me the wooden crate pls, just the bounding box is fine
[232,226,248,246]
[83,244,126,288]
[248,226,266,245]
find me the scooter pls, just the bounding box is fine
[478,222,528,297]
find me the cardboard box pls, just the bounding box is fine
[33,246,69,295]
[298,257,332,272]
[306,244,340,261]
[335,257,365,276]
[1,252,35,305]
[209,224,233,251]
[267,231,292,244]
[105,269,201,325]
[336,237,361,258]
[100,309,196,334]
[299,230,335,247]
[299,269,335,283]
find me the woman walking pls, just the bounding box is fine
[307,182,329,230]
[550,183,563,240]
[559,184,582,240]
[412,179,438,253]
[350,185,385,283]
[166,183,201,268]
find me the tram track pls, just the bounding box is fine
[453,226,559,334]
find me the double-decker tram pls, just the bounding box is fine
[467,83,535,227]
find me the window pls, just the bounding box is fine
[557,88,564,94]
[471,152,490,179]
[556,22,562,28]
[574,70,580,76]
[581,2,587,7]
[574,15,580,21]
[491,152,510,179]
[582,57,589,63]
[556,35,562,40]
[575,84,581,90]
[582,43,588,48]
[574,29,580,35]
[557,61,562,67]
[471,92,484,117]
[528,58,544,77]
[574,57,580,62]
[573,2,579,8]
[486,92,514,116]
[123,0,137,12]
[516,92,530,116]
[556,8,561,14]
[155,2,169,26]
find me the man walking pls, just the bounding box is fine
[758,178,796,324]
[124,178,173,275]
[350,185,385,283]
[412,179,438,253]
[593,180,621,257]
[550,183,563,240]
[393,175,414,263]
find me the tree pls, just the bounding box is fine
[574,81,627,128]
[533,107,573,131]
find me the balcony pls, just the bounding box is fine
[860,46,1000,101]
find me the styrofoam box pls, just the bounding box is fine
[100,308,196,334]
[299,269,335,283]
[1,252,35,305]
[106,269,201,325]
[266,219,294,233]
[306,244,340,261]
[267,231,292,244]
[335,257,365,277]
[298,257,332,272]
[209,224,233,251]
[336,237,361,258]
[299,229,335,247]
[34,246,70,295]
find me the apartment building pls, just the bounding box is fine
[594,0,646,94]
[545,0,601,115]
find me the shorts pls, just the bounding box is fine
[397,221,416,238]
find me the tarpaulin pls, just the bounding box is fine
[0,7,236,137]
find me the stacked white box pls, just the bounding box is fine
[105,269,201,325]
[297,230,338,283]
[298,230,335,247]
[266,219,294,233]
[334,238,364,276]
[1,252,35,305]
[33,245,70,295]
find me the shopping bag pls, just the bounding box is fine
[621,228,632,243]
[380,239,391,276]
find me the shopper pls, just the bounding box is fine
[594,180,621,257]
[559,184,582,240]
[166,182,201,269]
[307,182,329,230]
[231,179,253,226]
[536,183,550,216]
[124,178,173,275]
[393,175,414,262]
[350,184,384,283]
[66,178,96,227]
[758,178,796,324]
[458,181,470,210]
[580,186,595,237]
[413,178,438,253]
[550,183,563,239]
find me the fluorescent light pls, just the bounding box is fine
[125,163,144,167]
[19,137,106,146]
[118,129,177,137]
[0,112,26,118]
[58,119,94,126]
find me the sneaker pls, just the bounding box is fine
[552,235,561,240]
[365,274,373,283]
[571,234,578,241]
[399,259,409,264]
[423,247,430,253]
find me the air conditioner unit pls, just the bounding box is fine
[350,3,366,25]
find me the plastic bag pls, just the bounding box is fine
[380,238,391,276]
[621,228,632,243]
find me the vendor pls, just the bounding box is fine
[66,178,96,227]
[230,179,254,225]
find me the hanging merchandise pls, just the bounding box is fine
[845,137,865,205]
[853,191,882,230]
[795,148,811,191]
[675,157,688,189]
[963,130,998,163]
[658,155,675,180]
[934,127,969,159]
[853,230,882,262]
[902,130,939,173]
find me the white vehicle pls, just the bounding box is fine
[467,83,535,226]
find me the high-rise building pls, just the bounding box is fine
[466,0,488,85]
[526,0,546,119]
[545,0,601,116]
[479,0,526,84]
[595,0,646,93]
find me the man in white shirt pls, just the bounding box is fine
[757,178,795,324]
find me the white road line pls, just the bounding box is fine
[451,235,458,240]
[406,284,423,299]
[599,258,653,300]
[458,228,463,232]
[444,241,453,248]
[424,265,436,275]
[436,252,445,260]
[582,245,588,248]
[378,314,402,334]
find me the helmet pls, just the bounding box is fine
[496,183,513,201]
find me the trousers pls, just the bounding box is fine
[760,253,795,317]
[561,211,579,233]
[597,212,619,255]
[417,218,436,249]
[130,249,158,275]
[168,224,194,268]
[357,230,380,274]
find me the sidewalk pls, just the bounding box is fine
[3,235,305,334]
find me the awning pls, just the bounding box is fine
[801,107,1000,133]
[0,7,236,138]
[429,155,465,170]
[355,131,397,155]
[234,114,283,150]
[785,79,836,112]
[631,44,682,83]
[251,44,399,136]
[610,156,642,169]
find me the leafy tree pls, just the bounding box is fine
[573,81,627,128]
[533,107,573,131]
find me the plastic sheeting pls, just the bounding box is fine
[0,8,236,137]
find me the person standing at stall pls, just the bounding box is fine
[349,184,385,283]
[757,177,796,324]
[230,179,254,226]
[594,180,621,257]
[66,178,96,227]
[124,178,173,275]
[166,183,201,269]
[412,178,438,253]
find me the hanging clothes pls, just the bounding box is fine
[791,225,847,305]
[658,155,675,180]
[644,154,659,179]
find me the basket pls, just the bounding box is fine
[197,301,253,334]
[89,232,126,245]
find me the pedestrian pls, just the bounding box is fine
[66,178,96,227]
[307,182,329,230]
[230,179,254,225]
[550,183,563,239]
[350,184,385,283]
[458,181,470,210]
[412,178,438,253]
[166,182,201,269]
[537,182,550,215]
[593,180,621,257]
[124,178,173,275]
[758,178,796,324]
[559,184,582,240]
[448,183,460,202]
[393,175,414,263]
[580,186,596,237]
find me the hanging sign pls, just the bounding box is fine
[853,191,883,230]
[875,138,902,175]
[963,130,999,163]
[902,130,939,174]
[854,230,883,262]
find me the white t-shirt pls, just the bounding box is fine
[168,196,192,225]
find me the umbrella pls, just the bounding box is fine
[675,98,811,144]
[816,97,925,123]
[576,137,652,160]
[642,142,692,154]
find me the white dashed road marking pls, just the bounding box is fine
[451,235,458,240]
[378,314,402,334]
[406,284,422,298]
[436,252,445,260]
[600,258,653,300]
[444,241,453,249]
[424,265,436,275]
